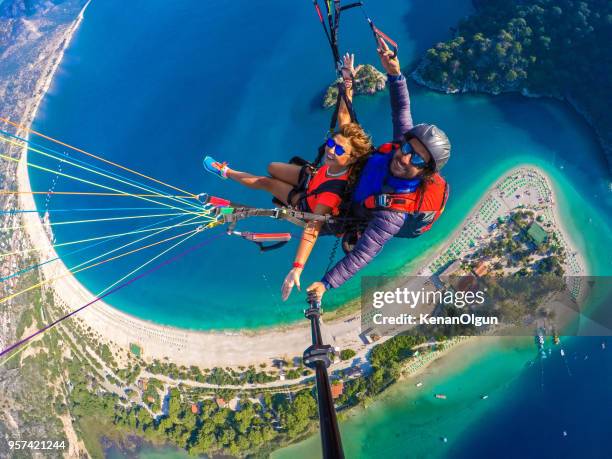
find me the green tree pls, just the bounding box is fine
[340,349,357,361]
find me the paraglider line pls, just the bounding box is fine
[0,232,223,358]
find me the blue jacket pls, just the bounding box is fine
[322,73,413,289]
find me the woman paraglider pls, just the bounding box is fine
[203,54,373,300]
[204,37,451,302]
[306,39,452,301]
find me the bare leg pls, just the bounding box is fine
[225,168,294,205]
[267,162,302,186]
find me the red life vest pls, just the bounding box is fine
[304,165,349,215]
[361,143,449,236]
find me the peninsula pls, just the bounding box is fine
[411,0,612,172]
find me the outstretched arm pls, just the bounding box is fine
[389,74,413,141]
[308,210,406,297]
[337,53,355,127]
[377,38,413,140]
[281,203,332,301]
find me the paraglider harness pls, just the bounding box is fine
[282,161,349,216]
[197,193,338,248]
[279,0,401,263]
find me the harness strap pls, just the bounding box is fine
[220,207,333,225]
[360,7,399,58]
[440,181,449,211]
[310,1,362,168]
[339,2,363,12]
[297,176,347,215]
[365,181,448,214]
[333,82,358,128]
[368,193,418,210]
[370,24,398,58]
[312,2,337,67]
[326,1,341,66]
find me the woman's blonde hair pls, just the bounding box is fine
[338,122,373,161]
[337,122,373,192]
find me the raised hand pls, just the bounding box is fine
[341,52,355,79]
[377,37,400,76]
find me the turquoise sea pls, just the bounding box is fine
[28,0,611,330]
[25,0,612,457]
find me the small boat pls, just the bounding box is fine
[562,430,568,437]
[535,327,547,359]
[441,437,448,443]
[435,394,447,400]
[536,330,545,345]
[416,382,423,388]
[602,342,606,350]
[481,395,489,400]
[560,349,565,357]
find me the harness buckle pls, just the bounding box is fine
[273,207,287,220]
[375,194,391,207]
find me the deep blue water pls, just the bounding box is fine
[450,337,612,459]
[21,1,612,458]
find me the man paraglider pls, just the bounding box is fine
[200,37,451,302]
[306,39,451,301]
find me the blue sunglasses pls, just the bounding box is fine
[401,142,429,169]
[326,137,346,156]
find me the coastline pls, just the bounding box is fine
[1,1,604,456]
[2,7,605,459]
[2,1,90,130]
[1,2,91,457]
[411,68,612,174]
[18,148,367,367]
[9,5,363,367]
[18,146,586,369]
[407,162,586,277]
